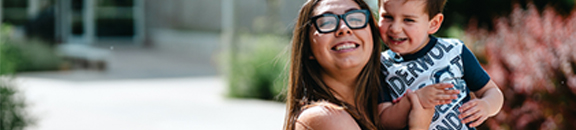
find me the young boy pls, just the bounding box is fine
[377,0,504,129]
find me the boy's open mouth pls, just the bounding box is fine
[389,36,408,42]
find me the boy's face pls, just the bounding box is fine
[378,0,443,55]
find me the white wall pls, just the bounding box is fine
[145,0,305,34]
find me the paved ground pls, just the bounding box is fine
[13,29,287,130]
[15,76,285,130]
[19,29,222,81]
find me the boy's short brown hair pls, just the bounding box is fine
[379,0,447,19]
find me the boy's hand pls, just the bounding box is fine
[415,83,460,108]
[459,99,490,127]
[407,90,434,130]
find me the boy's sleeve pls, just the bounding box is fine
[379,62,393,103]
[378,76,393,103]
[461,45,491,92]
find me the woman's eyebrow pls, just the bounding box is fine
[345,8,360,13]
[315,9,334,15]
[316,8,360,15]
[320,11,334,15]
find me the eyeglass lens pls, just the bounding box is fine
[314,11,367,33]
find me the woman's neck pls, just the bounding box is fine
[321,70,360,107]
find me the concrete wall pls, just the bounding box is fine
[145,0,305,33]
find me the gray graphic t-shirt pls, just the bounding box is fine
[381,36,490,130]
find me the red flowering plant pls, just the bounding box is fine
[463,4,576,130]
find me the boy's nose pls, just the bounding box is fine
[388,23,401,34]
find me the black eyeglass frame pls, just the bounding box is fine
[310,9,370,33]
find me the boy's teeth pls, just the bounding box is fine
[335,44,356,51]
[392,37,407,41]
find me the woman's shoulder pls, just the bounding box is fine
[296,102,360,130]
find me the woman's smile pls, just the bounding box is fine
[332,41,360,53]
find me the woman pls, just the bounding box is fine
[283,0,434,129]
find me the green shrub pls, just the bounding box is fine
[0,77,34,130]
[0,24,35,130]
[0,24,63,75]
[11,39,63,72]
[224,34,289,101]
[0,25,18,75]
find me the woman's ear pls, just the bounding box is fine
[309,55,315,60]
[428,13,444,34]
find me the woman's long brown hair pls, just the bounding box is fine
[283,0,383,129]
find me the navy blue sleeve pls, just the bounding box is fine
[379,74,393,103]
[461,45,490,92]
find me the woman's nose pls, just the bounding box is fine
[335,19,352,36]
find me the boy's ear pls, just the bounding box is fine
[428,13,444,34]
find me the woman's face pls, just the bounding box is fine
[309,0,373,75]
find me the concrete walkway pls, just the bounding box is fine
[16,76,285,130]
[12,29,287,130]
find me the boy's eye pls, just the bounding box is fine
[404,18,415,22]
[382,16,393,20]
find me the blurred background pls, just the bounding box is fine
[0,0,575,130]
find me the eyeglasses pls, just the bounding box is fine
[311,9,369,33]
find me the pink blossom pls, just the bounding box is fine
[465,4,576,129]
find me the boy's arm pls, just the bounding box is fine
[407,91,435,130]
[473,80,503,116]
[459,80,504,127]
[378,96,411,129]
[458,45,504,127]
[378,84,458,129]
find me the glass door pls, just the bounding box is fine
[61,0,143,45]
[95,0,143,44]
